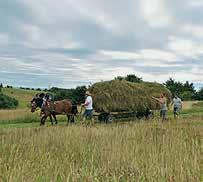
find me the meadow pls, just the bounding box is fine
[0,88,202,181]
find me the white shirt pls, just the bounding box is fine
[85,96,93,110]
[173,97,182,108]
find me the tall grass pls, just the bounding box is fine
[0,119,201,181]
[0,109,35,122]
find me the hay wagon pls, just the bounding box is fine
[89,80,171,123]
[93,109,154,123]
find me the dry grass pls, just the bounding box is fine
[182,101,199,110]
[0,88,202,181]
[89,80,171,112]
[0,118,202,181]
[0,109,33,121]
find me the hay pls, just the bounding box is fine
[89,80,171,112]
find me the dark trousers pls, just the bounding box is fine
[160,110,167,121]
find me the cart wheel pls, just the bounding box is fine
[98,112,109,122]
[107,114,114,123]
[147,110,154,120]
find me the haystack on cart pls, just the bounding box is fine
[89,80,171,123]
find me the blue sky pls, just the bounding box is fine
[0,0,202,89]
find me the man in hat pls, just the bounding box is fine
[81,91,93,121]
[171,95,182,118]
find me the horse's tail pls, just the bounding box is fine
[71,105,78,115]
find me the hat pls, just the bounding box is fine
[85,91,92,96]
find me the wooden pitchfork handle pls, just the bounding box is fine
[80,105,84,115]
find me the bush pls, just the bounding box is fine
[0,93,19,109]
[180,91,194,101]
[6,85,13,88]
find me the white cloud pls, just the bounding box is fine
[71,3,118,32]
[140,49,177,61]
[0,33,9,45]
[139,0,173,27]
[168,36,203,58]
[100,50,140,60]
[181,24,203,38]
[19,24,80,49]
[188,0,203,7]
[100,49,178,62]
[96,67,136,80]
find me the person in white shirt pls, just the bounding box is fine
[81,91,93,120]
[171,95,182,118]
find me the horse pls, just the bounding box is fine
[30,97,78,125]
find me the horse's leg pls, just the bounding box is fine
[70,115,75,123]
[52,114,57,124]
[40,117,44,125]
[40,115,47,125]
[49,115,53,125]
[67,114,70,125]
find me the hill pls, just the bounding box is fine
[2,88,39,109]
[0,88,40,121]
[0,92,18,109]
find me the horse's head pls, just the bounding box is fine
[30,100,37,113]
[30,97,43,113]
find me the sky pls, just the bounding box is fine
[0,0,203,89]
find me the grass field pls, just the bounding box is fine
[0,88,202,181]
[0,118,202,181]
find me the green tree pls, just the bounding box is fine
[49,86,87,104]
[72,86,87,104]
[114,76,124,81]
[195,88,203,100]
[164,78,183,96]
[180,91,193,101]
[125,74,143,83]
[183,81,196,93]
[164,78,197,101]
[114,74,143,83]
[0,83,2,92]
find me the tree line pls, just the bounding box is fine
[1,74,203,105]
[163,78,202,101]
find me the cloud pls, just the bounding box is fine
[0,33,9,45]
[167,36,203,58]
[0,0,202,89]
[181,24,203,39]
[188,0,203,7]
[139,0,173,27]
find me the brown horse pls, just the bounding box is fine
[31,97,78,125]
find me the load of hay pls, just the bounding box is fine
[88,80,171,112]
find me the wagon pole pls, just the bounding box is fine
[78,104,84,123]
